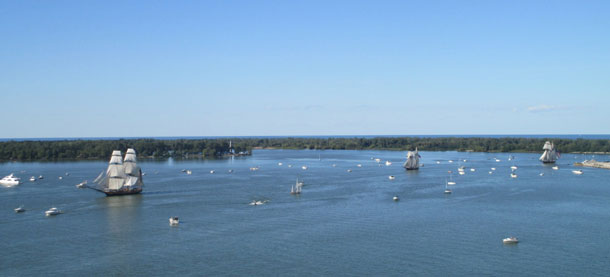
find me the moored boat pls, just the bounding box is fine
[0,173,21,187]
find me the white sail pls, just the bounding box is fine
[539,141,559,163]
[403,148,420,170]
[123,148,140,176]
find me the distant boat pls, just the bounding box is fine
[250,167,260,171]
[510,173,518,178]
[539,141,559,163]
[228,169,234,173]
[169,217,179,226]
[347,169,352,173]
[436,161,441,164]
[29,176,36,182]
[287,165,292,168]
[458,171,465,175]
[76,180,87,188]
[210,170,215,174]
[491,168,496,171]
[403,148,420,170]
[447,173,456,185]
[444,179,452,194]
[249,200,268,206]
[291,177,303,195]
[375,158,381,163]
[449,160,454,163]
[503,237,519,244]
[332,164,336,167]
[45,207,61,216]
[301,166,308,170]
[495,158,501,162]
[38,175,44,179]
[539,173,544,176]
[278,162,283,166]
[385,161,392,166]
[552,166,559,170]
[357,164,362,168]
[186,170,192,175]
[572,170,583,175]
[0,173,21,187]
[14,206,25,213]
[510,166,518,171]
[388,175,395,180]
[393,196,399,201]
[489,171,493,174]
[58,176,63,180]
[470,168,475,172]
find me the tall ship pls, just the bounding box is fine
[92,149,143,196]
[539,141,559,164]
[403,148,421,170]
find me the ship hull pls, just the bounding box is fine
[404,167,419,171]
[103,188,143,196]
[541,161,556,164]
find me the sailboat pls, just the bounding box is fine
[444,179,452,194]
[403,148,421,170]
[92,149,143,196]
[539,141,559,163]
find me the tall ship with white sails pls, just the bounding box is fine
[92,149,143,196]
[539,141,559,164]
[403,148,421,170]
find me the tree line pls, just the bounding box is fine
[0,137,608,161]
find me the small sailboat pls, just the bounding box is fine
[444,179,452,194]
[572,170,583,175]
[169,217,179,226]
[14,206,25,213]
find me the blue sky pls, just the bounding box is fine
[1,1,609,138]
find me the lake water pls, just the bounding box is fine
[1,150,609,276]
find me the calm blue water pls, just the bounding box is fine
[1,150,610,276]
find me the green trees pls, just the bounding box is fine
[1,137,609,161]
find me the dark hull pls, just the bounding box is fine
[541,161,556,164]
[103,188,143,196]
[405,167,419,171]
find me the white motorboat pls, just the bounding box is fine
[458,171,465,175]
[552,166,559,170]
[278,162,283,166]
[250,167,260,171]
[76,181,87,188]
[249,200,267,206]
[444,188,452,194]
[14,206,25,213]
[503,237,519,244]
[375,158,381,163]
[489,171,493,174]
[29,176,36,182]
[0,173,21,187]
[58,176,63,180]
[540,173,544,176]
[228,169,234,173]
[393,196,399,201]
[385,161,392,166]
[45,207,61,216]
[495,159,501,162]
[38,175,44,179]
[169,217,179,226]
[388,175,395,180]
[186,170,192,175]
[357,164,362,168]
[510,166,518,170]
[510,173,518,178]
[301,166,308,170]
[572,170,583,175]
[470,168,475,172]
[491,167,496,171]
[210,170,215,174]
[448,160,453,163]
[347,169,352,173]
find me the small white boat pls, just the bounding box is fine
[181,169,187,172]
[510,173,518,178]
[491,167,496,171]
[447,181,456,186]
[332,164,336,167]
[58,176,63,180]
[495,159,501,162]
[388,175,395,180]
[552,166,559,170]
[385,161,392,166]
[444,188,452,194]
[510,166,518,170]
[278,162,283,166]
[503,237,519,244]
[572,170,583,175]
[65,172,70,176]
[463,159,467,162]
[357,164,362,168]
[489,171,493,174]
[76,181,87,188]
[470,168,475,172]
[0,173,21,186]
[347,169,352,173]
[228,169,234,173]
[249,200,267,206]
[186,170,192,175]
[210,170,215,174]
[302,166,308,170]
[436,161,441,164]
[458,166,465,172]
[169,217,179,226]
[38,175,44,179]
[539,173,544,176]
[250,167,260,171]
[375,158,381,163]
[29,176,36,182]
[458,171,465,175]
[45,207,61,216]
[14,206,25,213]
[393,196,399,201]
[448,160,453,163]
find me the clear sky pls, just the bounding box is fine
[1,1,609,138]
